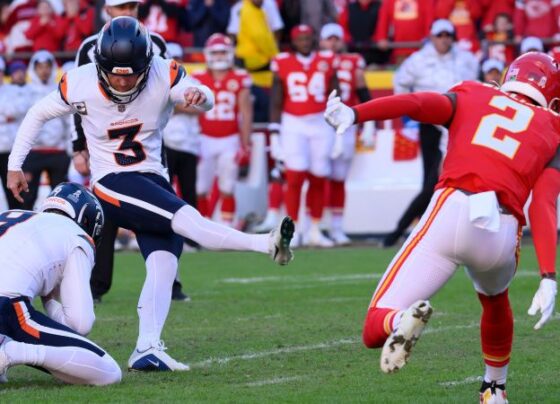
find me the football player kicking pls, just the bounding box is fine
[0,183,121,385]
[325,52,560,403]
[7,17,294,373]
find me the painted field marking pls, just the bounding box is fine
[245,376,305,387]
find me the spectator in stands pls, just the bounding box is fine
[228,0,284,42]
[8,60,27,86]
[383,19,479,247]
[21,50,70,210]
[435,0,482,52]
[139,0,189,44]
[480,0,514,33]
[25,0,65,52]
[483,12,515,64]
[338,0,389,66]
[0,57,28,210]
[1,0,37,53]
[375,0,435,63]
[233,0,280,122]
[59,0,95,53]
[480,58,505,84]
[520,35,544,54]
[189,0,230,48]
[280,0,337,41]
[514,0,560,42]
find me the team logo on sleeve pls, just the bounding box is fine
[72,101,88,115]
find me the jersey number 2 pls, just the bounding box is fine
[471,95,534,159]
[108,124,146,166]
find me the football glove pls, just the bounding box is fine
[269,132,284,162]
[359,121,376,148]
[324,90,355,135]
[330,132,344,159]
[528,278,557,330]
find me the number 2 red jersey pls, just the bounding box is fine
[436,81,560,224]
[271,51,339,116]
[337,53,366,106]
[192,69,252,138]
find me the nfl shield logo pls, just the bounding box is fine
[118,105,126,112]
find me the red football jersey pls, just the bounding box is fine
[337,53,366,106]
[436,81,560,224]
[271,51,338,116]
[193,69,252,138]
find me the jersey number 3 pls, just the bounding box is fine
[108,124,146,166]
[471,95,534,159]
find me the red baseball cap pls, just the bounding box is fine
[290,24,314,40]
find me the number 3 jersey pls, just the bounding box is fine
[271,51,339,116]
[192,69,252,138]
[8,56,212,184]
[437,81,560,224]
[0,211,95,299]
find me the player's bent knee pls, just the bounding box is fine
[96,355,122,386]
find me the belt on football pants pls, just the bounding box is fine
[455,188,513,216]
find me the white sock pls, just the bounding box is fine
[331,213,343,233]
[5,340,121,385]
[171,205,269,253]
[136,250,177,351]
[484,364,508,385]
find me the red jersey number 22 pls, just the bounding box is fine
[471,95,534,159]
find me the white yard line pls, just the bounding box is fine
[191,323,479,369]
[245,376,305,387]
[439,375,483,387]
[221,273,382,285]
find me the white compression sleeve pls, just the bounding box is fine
[136,250,177,351]
[4,341,121,385]
[171,205,270,253]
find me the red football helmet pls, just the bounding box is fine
[501,52,560,109]
[204,33,234,71]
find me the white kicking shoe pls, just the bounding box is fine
[304,227,335,248]
[480,381,508,404]
[329,230,351,246]
[128,340,190,372]
[269,216,295,265]
[380,300,433,373]
[0,334,11,383]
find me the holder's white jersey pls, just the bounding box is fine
[0,211,95,299]
[8,56,214,184]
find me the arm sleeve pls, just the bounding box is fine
[47,246,95,335]
[8,91,75,170]
[352,92,454,126]
[529,167,560,276]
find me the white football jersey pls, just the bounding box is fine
[0,211,95,299]
[8,56,213,184]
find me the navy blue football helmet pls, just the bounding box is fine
[39,182,104,243]
[94,16,153,104]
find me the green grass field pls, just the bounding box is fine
[1,243,558,403]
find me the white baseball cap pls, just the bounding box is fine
[431,19,455,36]
[320,23,344,40]
[482,58,504,74]
[520,36,544,54]
[105,0,141,6]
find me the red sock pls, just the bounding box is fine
[329,180,345,214]
[285,170,306,221]
[307,174,326,220]
[478,290,513,367]
[269,181,283,210]
[363,307,399,348]
[197,195,209,217]
[221,195,235,223]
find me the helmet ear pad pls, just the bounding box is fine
[94,16,153,104]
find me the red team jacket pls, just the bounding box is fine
[271,51,339,116]
[192,69,252,138]
[436,81,560,224]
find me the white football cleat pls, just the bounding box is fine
[128,341,190,372]
[480,382,508,404]
[269,217,295,265]
[0,334,11,383]
[304,227,334,248]
[380,300,432,373]
[329,230,351,246]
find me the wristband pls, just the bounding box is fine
[268,122,281,133]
